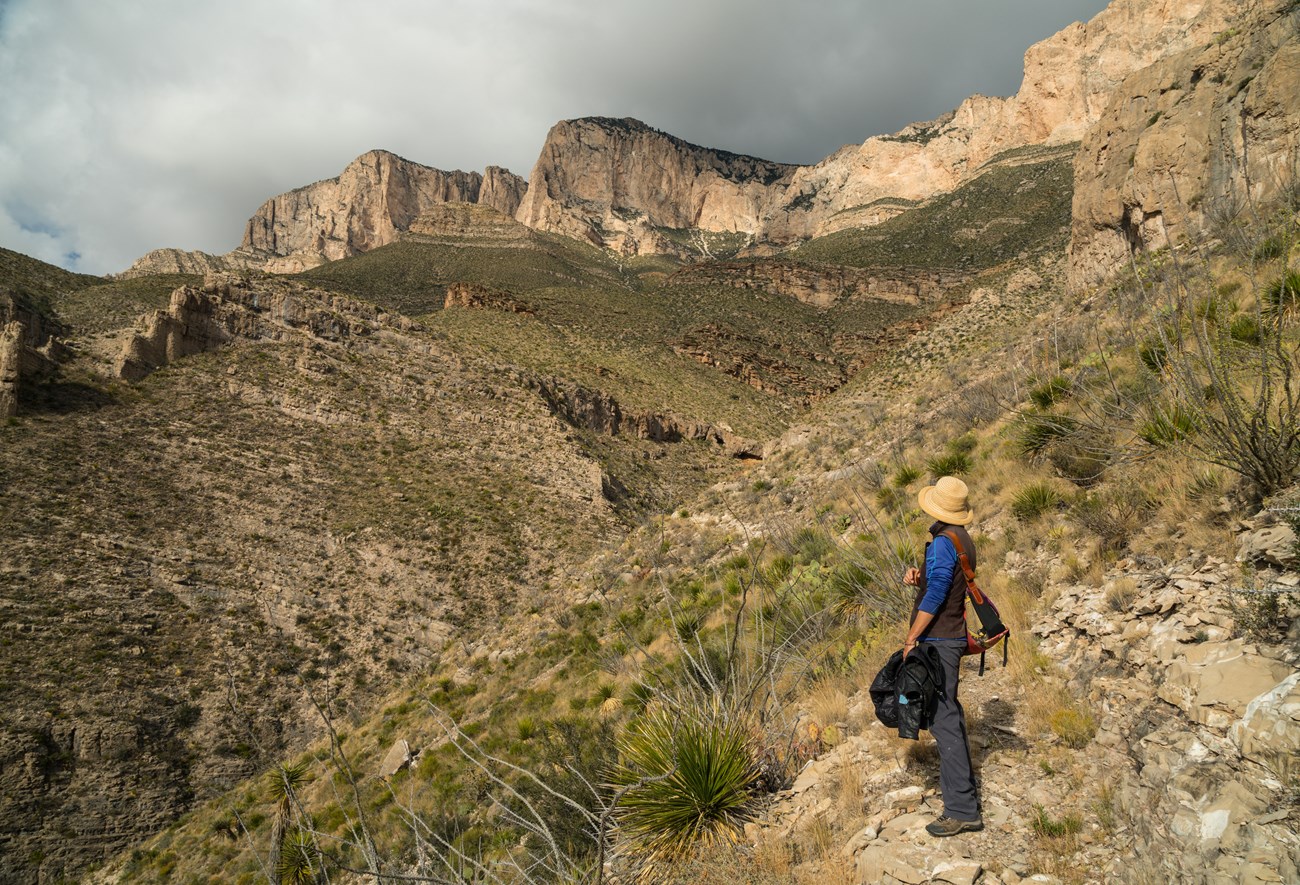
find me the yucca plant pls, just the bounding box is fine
[1264,269,1300,315]
[1011,483,1062,521]
[1139,403,1200,447]
[1029,375,1071,409]
[268,761,312,884]
[275,830,322,885]
[609,703,760,868]
[891,464,922,487]
[926,451,972,479]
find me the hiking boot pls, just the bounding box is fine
[926,815,984,837]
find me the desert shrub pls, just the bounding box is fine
[926,451,972,479]
[1045,426,1112,486]
[609,703,760,865]
[1139,255,1300,498]
[1030,375,1071,409]
[948,432,979,455]
[1253,235,1287,261]
[1230,314,1261,344]
[1104,579,1137,612]
[1031,804,1084,838]
[1049,707,1097,748]
[791,525,832,563]
[1228,585,1291,643]
[1017,413,1078,458]
[1138,338,1168,374]
[1070,489,1150,553]
[1011,483,1062,521]
[1139,403,1199,447]
[1264,269,1300,315]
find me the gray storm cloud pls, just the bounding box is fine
[0,0,1108,275]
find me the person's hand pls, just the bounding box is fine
[903,567,920,586]
[903,640,917,658]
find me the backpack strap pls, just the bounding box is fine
[942,529,998,606]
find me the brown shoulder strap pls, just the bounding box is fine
[940,530,978,583]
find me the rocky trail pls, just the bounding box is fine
[749,513,1300,885]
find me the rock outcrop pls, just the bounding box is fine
[118,247,262,279]
[665,260,969,308]
[525,373,759,458]
[405,202,536,247]
[115,275,416,381]
[240,149,483,269]
[0,293,65,416]
[1068,0,1300,287]
[514,117,797,256]
[478,165,528,218]
[1030,532,1300,883]
[122,154,529,276]
[442,282,534,315]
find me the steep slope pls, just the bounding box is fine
[1,207,960,880]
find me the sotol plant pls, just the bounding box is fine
[609,702,760,867]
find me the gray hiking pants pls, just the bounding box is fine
[930,639,980,821]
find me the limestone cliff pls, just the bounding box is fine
[240,149,483,267]
[478,165,528,218]
[665,260,969,308]
[115,275,418,382]
[767,0,1255,244]
[514,117,797,256]
[122,154,529,276]
[512,1,1255,256]
[1068,0,1300,287]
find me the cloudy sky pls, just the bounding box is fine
[0,0,1109,275]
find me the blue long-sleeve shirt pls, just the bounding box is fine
[918,533,957,616]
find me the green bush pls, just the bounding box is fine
[926,451,972,479]
[792,525,832,563]
[1139,338,1168,374]
[1011,483,1062,521]
[610,704,760,864]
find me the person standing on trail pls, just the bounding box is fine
[902,475,983,837]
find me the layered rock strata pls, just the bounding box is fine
[666,260,969,308]
[526,374,759,458]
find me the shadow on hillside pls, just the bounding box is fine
[21,380,116,415]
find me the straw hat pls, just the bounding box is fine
[918,476,973,525]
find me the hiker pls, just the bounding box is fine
[902,475,983,837]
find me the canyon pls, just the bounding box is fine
[2,0,1299,882]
